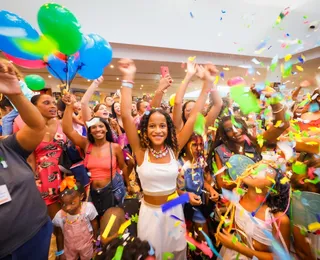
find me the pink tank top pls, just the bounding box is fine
[84,143,117,181]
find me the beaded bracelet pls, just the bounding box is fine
[55,250,64,256]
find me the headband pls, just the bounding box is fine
[86,117,101,128]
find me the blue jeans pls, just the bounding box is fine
[90,172,126,216]
[2,110,18,136]
[1,218,53,260]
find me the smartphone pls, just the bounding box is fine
[160,66,169,77]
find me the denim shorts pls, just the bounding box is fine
[90,172,126,216]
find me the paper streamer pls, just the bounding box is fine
[163,252,174,260]
[161,193,189,212]
[200,230,223,259]
[102,214,117,239]
[112,245,124,260]
[185,234,213,258]
[118,219,132,235]
[222,188,240,203]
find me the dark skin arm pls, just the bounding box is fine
[55,227,66,260]
[91,218,99,240]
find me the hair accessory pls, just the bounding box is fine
[60,176,77,192]
[86,117,101,128]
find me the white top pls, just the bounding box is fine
[52,202,98,233]
[235,202,273,247]
[136,148,179,194]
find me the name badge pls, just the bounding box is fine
[0,185,12,205]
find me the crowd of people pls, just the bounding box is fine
[0,56,319,260]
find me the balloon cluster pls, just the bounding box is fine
[0,3,112,90]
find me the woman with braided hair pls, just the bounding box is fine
[119,58,219,259]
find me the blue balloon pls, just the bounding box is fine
[0,10,40,60]
[47,55,80,82]
[79,33,112,68]
[78,63,104,80]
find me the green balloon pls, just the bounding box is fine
[37,3,82,55]
[25,75,45,91]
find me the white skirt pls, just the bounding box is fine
[138,200,187,260]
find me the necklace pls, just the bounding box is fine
[65,213,80,224]
[150,146,169,159]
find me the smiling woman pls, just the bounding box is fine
[62,94,131,217]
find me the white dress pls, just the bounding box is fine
[136,149,187,260]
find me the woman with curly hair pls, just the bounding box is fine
[207,86,290,190]
[119,58,217,259]
[217,161,291,259]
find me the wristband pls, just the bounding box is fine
[55,250,64,256]
[122,82,133,89]
[122,80,134,84]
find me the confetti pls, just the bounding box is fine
[220,72,225,78]
[169,94,175,107]
[194,113,206,135]
[118,220,132,234]
[200,230,223,259]
[190,12,194,18]
[284,54,292,61]
[102,214,117,239]
[188,56,196,62]
[161,192,189,212]
[308,222,320,232]
[255,187,262,193]
[267,176,276,184]
[163,252,174,260]
[251,58,260,65]
[296,65,304,71]
[292,162,307,174]
[113,245,124,260]
[298,54,306,63]
[280,177,290,184]
[185,233,213,258]
[221,10,226,14]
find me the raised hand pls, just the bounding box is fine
[186,60,197,78]
[62,93,77,107]
[158,74,173,93]
[0,60,21,96]
[300,80,311,88]
[92,76,104,87]
[118,59,136,81]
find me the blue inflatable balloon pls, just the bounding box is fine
[79,34,112,68]
[47,55,80,82]
[0,10,40,60]
[78,63,104,80]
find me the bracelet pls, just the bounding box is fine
[55,250,64,256]
[122,80,134,84]
[122,82,133,89]
[272,103,284,114]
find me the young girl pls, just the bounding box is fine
[119,58,218,259]
[217,161,290,259]
[53,176,99,260]
[177,134,219,237]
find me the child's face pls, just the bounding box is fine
[60,192,83,215]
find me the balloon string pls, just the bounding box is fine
[65,58,69,92]
[46,63,65,84]
[69,65,81,87]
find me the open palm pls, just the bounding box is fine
[0,62,21,95]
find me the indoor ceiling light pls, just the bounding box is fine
[116,77,119,80]
[48,75,52,78]
[318,66,320,69]
[87,79,91,82]
[223,67,230,71]
[141,85,144,87]
[110,65,114,68]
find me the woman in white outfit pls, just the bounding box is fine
[118,58,218,259]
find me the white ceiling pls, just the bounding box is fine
[1,0,319,59]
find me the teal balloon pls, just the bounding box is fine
[25,75,45,91]
[227,155,255,180]
[37,3,82,55]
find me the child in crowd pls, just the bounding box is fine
[53,177,98,260]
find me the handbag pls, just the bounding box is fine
[58,143,73,174]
